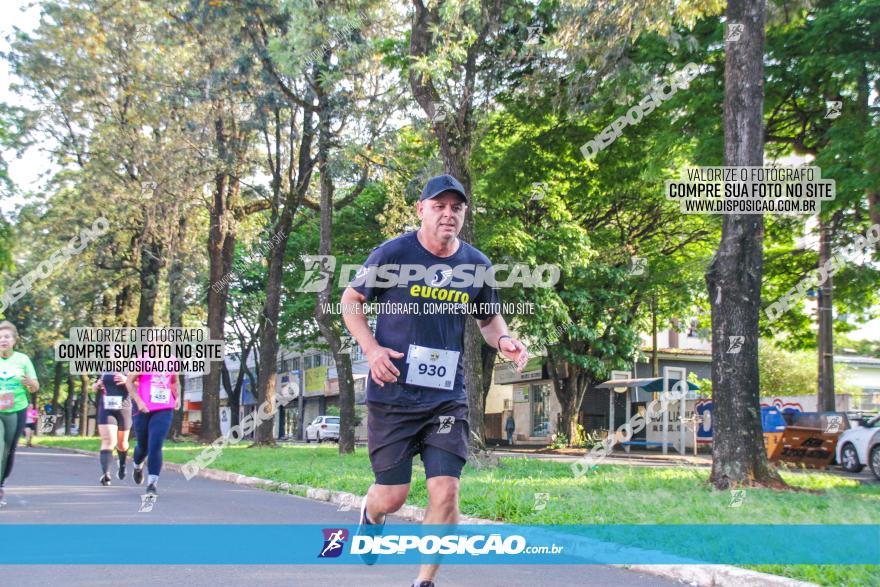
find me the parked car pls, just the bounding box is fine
[305,416,340,443]
[871,438,880,481]
[835,413,880,476]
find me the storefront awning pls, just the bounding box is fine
[595,377,700,393]
[494,356,545,385]
[183,387,228,402]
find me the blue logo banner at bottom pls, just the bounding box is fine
[0,524,877,565]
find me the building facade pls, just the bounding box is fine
[182,346,370,441]
[485,321,880,446]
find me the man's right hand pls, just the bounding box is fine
[366,346,404,387]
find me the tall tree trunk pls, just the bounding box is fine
[409,0,497,451]
[311,76,356,454]
[169,215,188,438]
[867,192,880,243]
[546,347,584,442]
[115,284,134,323]
[51,361,63,417]
[817,218,835,411]
[31,349,43,392]
[79,374,90,437]
[253,232,284,445]
[480,344,497,409]
[651,296,659,376]
[136,238,164,327]
[64,375,74,435]
[254,217,304,445]
[856,63,880,244]
[707,0,785,489]
[201,169,237,442]
[442,141,485,450]
[252,106,310,445]
[446,164,486,450]
[459,197,487,450]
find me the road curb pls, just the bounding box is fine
[42,445,817,587]
[496,449,711,466]
[627,564,817,586]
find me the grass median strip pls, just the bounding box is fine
[35,437,878,586]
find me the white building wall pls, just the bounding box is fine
[485,381,512,414]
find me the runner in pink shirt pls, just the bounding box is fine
[23,404,38,448]
[125,368,179,495]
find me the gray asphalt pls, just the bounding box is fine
[0,447,684,587]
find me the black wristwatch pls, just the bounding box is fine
[497,335,512,349]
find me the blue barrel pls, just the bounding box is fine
[761,407,786,432]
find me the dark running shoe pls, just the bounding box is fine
[146,483,158,495]
[117,462,126,481]
[356,496,385,566]
[133,466,144,485]
[100,473,112,486]
[412,582,435,587]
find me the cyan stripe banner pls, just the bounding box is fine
[0,525,876,564]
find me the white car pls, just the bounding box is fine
[305,416,340,443]
[836,413,880,479]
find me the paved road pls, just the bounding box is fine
[0,447,683,587]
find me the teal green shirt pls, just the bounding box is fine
[0,351,37,413]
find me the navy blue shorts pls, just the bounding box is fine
[97,400,132,430]
[367,400,468,485]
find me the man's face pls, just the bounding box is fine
[417,192,467,240]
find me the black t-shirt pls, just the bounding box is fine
[352,231,500,407]
[100,372,130,406]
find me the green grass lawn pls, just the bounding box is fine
[35,436,879,586]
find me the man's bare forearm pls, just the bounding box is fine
[477,314,510,348]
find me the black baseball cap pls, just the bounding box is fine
[419,174,469,204]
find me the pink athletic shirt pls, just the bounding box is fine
[136,372,177,411]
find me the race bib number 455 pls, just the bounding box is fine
[150,384,172,405]
[405,344,459,391]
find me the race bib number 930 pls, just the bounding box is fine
[405,344,459,391]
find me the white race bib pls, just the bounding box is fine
[150,382,172,405]
[103,395,123,410]
[0,392,14,410]
[405,344,459,390]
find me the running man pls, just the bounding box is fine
[93,372,132,486]
[125,369,179,495]
[341,174,528,587]
[0,321,40,507]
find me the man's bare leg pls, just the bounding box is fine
[364,482,409,523]
[414,476,460,584]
